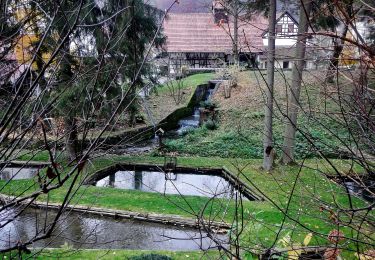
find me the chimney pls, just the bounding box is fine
[212,0,228,24]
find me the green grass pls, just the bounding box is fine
[157,73,215,94]
[163,70,369,160]
[7,149,52,162]
[1,155,372,254]
[164,112,352,159]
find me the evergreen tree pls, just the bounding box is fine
[23,0,163,159]
[85,0,163,126]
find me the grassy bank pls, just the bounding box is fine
[146,73,215,123]
[1,155,372,253]
[164,70,364,159]
[157,73,215,94]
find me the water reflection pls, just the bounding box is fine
[0,168,38,180]
[344,180,375,203]
[95,171,238,198]
[0,208,227,250]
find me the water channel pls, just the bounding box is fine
[95,170,241,199]
[0,81,230,251]
[344,179,375,203]
[0,167,39,180]
[0,208,227,250]
[175,83,217,135]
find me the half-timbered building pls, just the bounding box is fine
[162,3,268,74]
[259,11,301,69]
[260,11,331,70]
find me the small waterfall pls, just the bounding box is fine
[176,83,218,135]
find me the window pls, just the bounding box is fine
[283,61,289,69]
[288,24,294,33]
[276,24,282,34]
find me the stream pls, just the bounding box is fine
[111,80,220,153]
[0,81,231,251]
[175,82,217,135]
[0,208,227,250]
[344,179,375,203]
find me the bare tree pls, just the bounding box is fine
[281,0,313,164]
[0,0,374,259]
[262,0,276,171]
[165,65,188,105]
[324,0,354,83]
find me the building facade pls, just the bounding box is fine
[162,4,268,74]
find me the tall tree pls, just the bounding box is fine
[102,0,162,126]
[54,0,82,161]
[281,0,312,164]
[233,0,239,64]
[215,0,247,64]
[262,0,276,171]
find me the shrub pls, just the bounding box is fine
[135,113,146,123]
[204,119,218,130]
[199,100,218,110]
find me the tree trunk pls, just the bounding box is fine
[64,116,78,161]
[262,0,276,171]
[281,0,312,164]
[55,4,79,162]
[326,24,349,83]
[233,0,239,64]
[128,85,137,127]
[128,2,139,127]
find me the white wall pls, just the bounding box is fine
[263,13,298,47]
[263,37,297,47]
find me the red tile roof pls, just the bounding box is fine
[163,13,267,53]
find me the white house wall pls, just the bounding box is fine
[263,12,298,47]
[263,38,297,47]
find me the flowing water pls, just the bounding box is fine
[95,170,241,199]
[175,83,217,135]
[0,81,232,251]
[176,108,201,135]
[0,208,227,250]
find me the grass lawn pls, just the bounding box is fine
[1,155,373,257]
[1,70,373,258]
[157,73,216,94]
